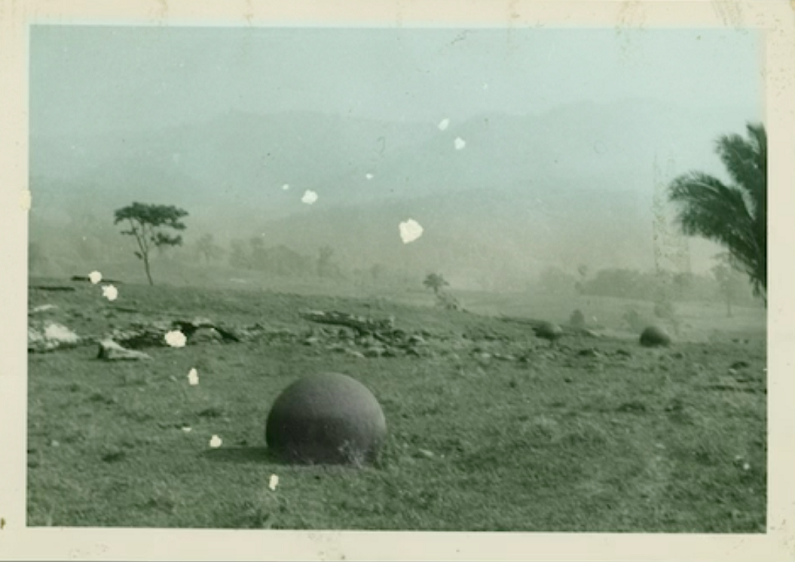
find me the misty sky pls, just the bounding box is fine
[30,25,762,137]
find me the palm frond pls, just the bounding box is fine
[668,172,760,281]
[715,122,766,218]
[667,122,766,302]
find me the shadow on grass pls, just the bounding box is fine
[201,446,285,464]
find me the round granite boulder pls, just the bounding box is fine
[639,325,672,348]
[265,372,387,465]
[533,321,564,343]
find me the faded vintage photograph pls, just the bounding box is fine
[26,24,766,531]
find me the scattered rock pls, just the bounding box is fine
[639,326,672,348]
[577,348,600,358]
[730,360,750,370]
[28,322,82,353]
[97,339,152,361]
[109,327,166,349]
[189,327,224,344]
[532,322,564,346]
[71,275,124,284]
[569,309,586,329]
[101,450,127,463]
[30,304,58,314]
[31,285,76,292]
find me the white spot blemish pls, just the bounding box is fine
[301,190,318,205]
[101,285,118,301]
[187,367,199,386]
[164,330,187,348]
[454,137,466,150]
[20,189,32,211]
[743,462,751,471]
[269,474,279,491]
[483,83,489,90]
[399,219,424,244]
[209,435,223,448]
[438,118,450,131]
[88,271,103,284]
[365,173,374,180]
[182,427,192,433]
[282,184,290,190]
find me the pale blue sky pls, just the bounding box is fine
[30,25,762,136]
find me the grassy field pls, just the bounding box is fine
[27,276,767,531]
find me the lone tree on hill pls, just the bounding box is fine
[423,273,449,295]
[668,123,766,304]
[114,202,189,285]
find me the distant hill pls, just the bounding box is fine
[29,99,757,281]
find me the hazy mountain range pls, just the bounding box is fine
[29,98,759,284]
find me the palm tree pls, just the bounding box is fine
[668,122,766,304]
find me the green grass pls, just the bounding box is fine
[27,277,766,531]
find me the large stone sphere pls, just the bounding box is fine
[639,325,672,347]
[265,372,387,465]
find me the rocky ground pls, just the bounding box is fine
[25,277,767,531]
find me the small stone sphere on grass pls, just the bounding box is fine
[265,372,387,466]
[639,325,672,347]
[533,321,564,344]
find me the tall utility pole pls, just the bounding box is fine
[652,153,692,285]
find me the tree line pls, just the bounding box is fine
[31,121,767,306]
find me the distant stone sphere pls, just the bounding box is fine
[640,325,672,347]
[265,373,387,465]
[534,321,564,342]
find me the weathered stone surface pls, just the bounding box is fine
[265,372,387,465]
